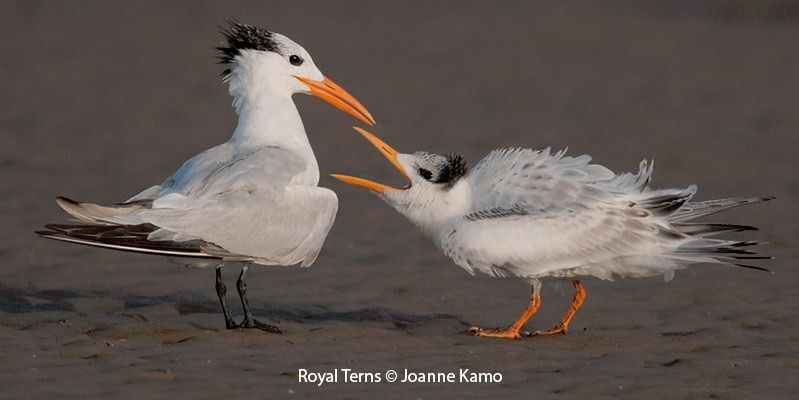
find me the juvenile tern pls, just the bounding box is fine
[37,22,375,332]
[332,128,772,339]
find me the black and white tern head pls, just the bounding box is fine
[218,21,374,125]
[331,127,471,236]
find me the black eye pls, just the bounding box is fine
[289,55,304,66]
[418,168,433,181]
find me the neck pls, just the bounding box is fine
[389,180,473,238]
[228,89,313,153]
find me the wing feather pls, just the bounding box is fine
[467,148,624,211]
[36,223,225,259]
[440,205,684,280]
[126,144,311,203]
[45,146,335,267]
[447,150,696,280]
[124,186,338,266]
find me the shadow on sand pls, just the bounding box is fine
[0,283,470,328]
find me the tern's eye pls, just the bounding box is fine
[418,168,433,181]
[289,55,304,66]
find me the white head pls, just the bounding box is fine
[331,128,472,236]
[218,22,374,124]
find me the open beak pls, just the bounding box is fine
[294,76,375,125]
[330,127,409,193]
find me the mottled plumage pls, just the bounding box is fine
[332,129,773,339]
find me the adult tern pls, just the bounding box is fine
[37,22,375,333]
[332,128,772,339]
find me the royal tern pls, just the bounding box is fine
[37,22,375,332]
[332,128,772,339]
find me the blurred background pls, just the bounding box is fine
[1,1,797,398]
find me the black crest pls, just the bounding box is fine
[217,21,279,77]
[434,153,468,187]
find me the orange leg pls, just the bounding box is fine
[468,286,541,339]
[533,280,585,336]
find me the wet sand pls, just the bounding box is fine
[1,1,798,398]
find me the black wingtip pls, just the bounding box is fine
[55,196,79,206]
[733,263,773,273]
[730,240,760,247]
[43,224,70,232]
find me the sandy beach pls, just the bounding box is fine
[1,1,798,398]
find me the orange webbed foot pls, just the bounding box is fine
[530,324,568,336]
[467,326,525,339]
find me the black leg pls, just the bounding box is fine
[236,265,254,324]
[236,265,281,333]
[215,266,237,329]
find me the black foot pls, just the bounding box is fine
[233,265,281,333]
[239,317,282,334]
[224,320,238,330]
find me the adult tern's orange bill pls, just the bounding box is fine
[37,22,376,333]
[332,128,773,339]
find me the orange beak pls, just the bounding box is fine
[294,76,375,125]
[330,127,409,193]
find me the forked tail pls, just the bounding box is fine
[658,195,775,272]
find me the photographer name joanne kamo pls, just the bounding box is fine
[298,368,502,385]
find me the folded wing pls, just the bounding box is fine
[42,146,336,267]
[439,203,679,280]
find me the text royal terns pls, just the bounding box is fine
[37,22,375,333]
[332,128,772,339]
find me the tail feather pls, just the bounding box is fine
[675,238,773,272]
[668,192,774,272]
[55,196,144,224]
[732,263,772,273]
[674,223,758,237]
[669,196,774,222]
[636,185,697,217]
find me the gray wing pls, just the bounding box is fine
[467,148,648,211]
[45,187,339,267]
[48,146,335,266]
[134,186,339,266]
[56,146,313,226]
[439,204,684,281]
[127,144,312,202]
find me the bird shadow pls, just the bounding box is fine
[0,283,469,328]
